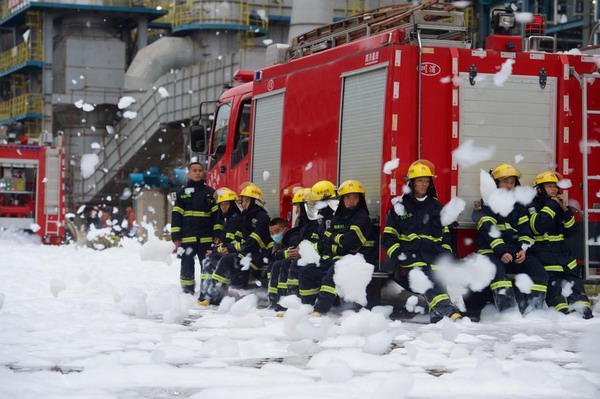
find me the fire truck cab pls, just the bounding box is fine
[194,2,600,280]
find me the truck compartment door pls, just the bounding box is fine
[338,65,388,218]
[251,89,285,216]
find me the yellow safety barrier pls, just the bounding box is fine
[0,93,43,121]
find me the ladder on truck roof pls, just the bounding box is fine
[288,0,470,59]
[582,73,600,280]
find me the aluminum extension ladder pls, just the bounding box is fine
[582,74,600,280]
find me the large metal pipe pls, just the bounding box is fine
[287,0,333,44]
[124,36,204,91]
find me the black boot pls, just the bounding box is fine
[207,282,227,306]
[182,285,195,295]
[521,291,546,315]
[492,287,519,313]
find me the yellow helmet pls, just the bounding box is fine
[407,160,435,180]
[308,180,337,201]
[492,164,522,180]
[534,171,563,186]
[215,187,238,204]
[292,187,311,204]
[239,183,264,201]
[337,180,366,196]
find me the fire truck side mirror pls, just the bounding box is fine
[190,124,207,154]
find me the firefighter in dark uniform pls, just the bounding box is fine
[300,180,376,316]
[529,171,593,319]
[383,160,462,322]
[266,217,300,311]
[476,164,548,315]
[287,181,337,297]
[198,187,242,303]
[171,162,218,294]
[201,183,272,305]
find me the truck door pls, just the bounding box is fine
[228,97,252,191]
[207,102,232,188]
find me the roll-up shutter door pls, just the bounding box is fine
[457,73,557,226]
[251,90,285,216]
[338,65,388,218]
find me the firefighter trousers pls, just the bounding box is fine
[180,243,211,294]
[408,264,461,321]
[199,252,221,301]
[546,271,593,318]
[267,259,292,310]
[484,254,548,315]
[298,263,328,306]
[286,261,301,296]
[208,253,257,305]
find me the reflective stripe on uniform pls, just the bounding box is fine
[199,237,213,243]
[211,205,218,213]
[530,284,547,293]
[563,216,575,228]
[490,238,504,248]
[530,213,540,235]
[554,303,569,312]
[268,286,278,294]
[517,215,529,225]
[491,280,512,290]
[212,273,231,285]
[534,233,565,242]
[277,281,287,289]
[180,279,195,286]
[286,278,299,286]
[429,294,449,311]
[544,265,564,272]
[226,232,236,240]
[441,244,452,252]
[183,211,211,217]
[250,232,266,249]
[299,288,320,296]
[334,234,343,245]
[181,237,197,243]
[171,227,181,232]
[320,285,337,295]
[541,206,556,218]
[386,243,400,259]
[401,261,428,268]
[349,225,367,245]
[518,236,535,245]
[400,233,419,241]
[214,224,223,230]
[567,259,577,270]
[383,226,400,239]
[200,273,212,280]
[477,249,494,255]
[477,216,497,230]
[173,206,184,215]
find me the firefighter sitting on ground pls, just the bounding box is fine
[299,179,376,316]
[200,183,272,306]
[529,171,593,319]
[170,161,219,294]
[382,160,463,322]
[475,164,548,315]
[266,216,301,311]
[198,187,242,303]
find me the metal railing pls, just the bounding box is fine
[1,1,169,20]
[0,93,43,121]
[172,0,268,30]
[0,40,43,74]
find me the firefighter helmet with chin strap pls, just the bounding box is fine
[240,183,264,201]
[534,171,563,186]
[292,187,311,203]
[308,180,337,201]
[337,180,366,196]
[407,159,435,180]
[491,164,522,180]
[215,187,238,204]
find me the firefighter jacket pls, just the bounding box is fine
[383,194,452,268]
[476,201,535,258]
[216,205,242,252]
[225,203,273,270]
[171,180,218,245]
[528,194,578,272]
[317,197,376,265]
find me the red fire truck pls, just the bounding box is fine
[0,136,65,244]
[194,2,600,279]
